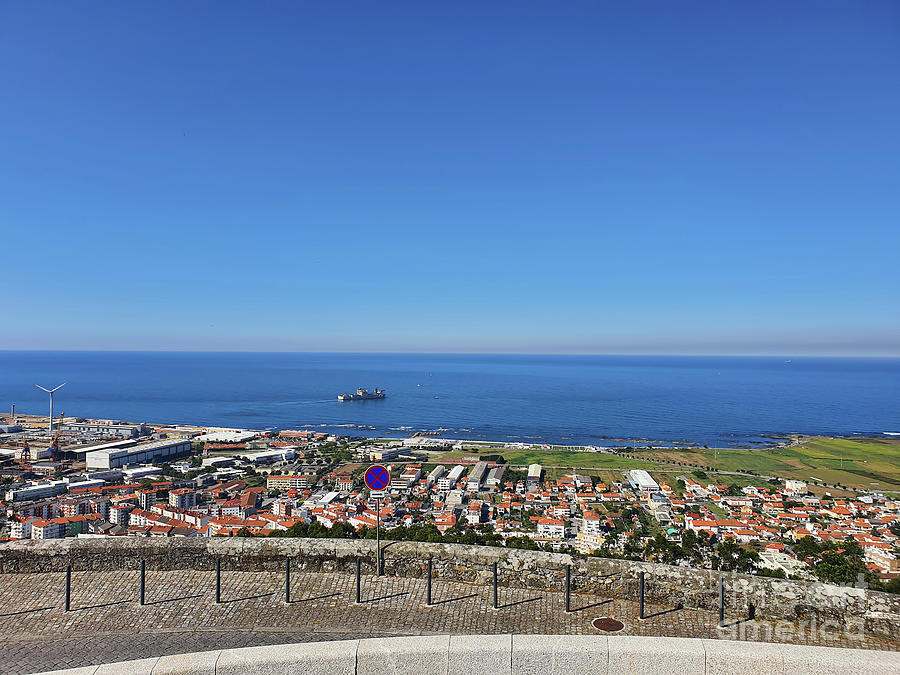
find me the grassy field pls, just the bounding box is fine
[426,437,900,493]
[628,437,900,492]
[437,447,670,471]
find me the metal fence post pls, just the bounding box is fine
[64,565,71,612]
[284,557,291,604]
[492,562,499,610]
[355,557,362,604]
[215,558,221,604]
[565,564,571,613]
[139,559,145,606]
[426,557,432,607]
[718,576,724,628]
[639,570,645,620]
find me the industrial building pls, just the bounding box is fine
[240,448,297,463]
[466,461,488,491]
[426,465,445,486]
[195,430,258,443]
[84,439,192,470]
[5,480,68,502]
[122,465,164,481]
[62,421,149,439]
[527,463,542,486]
[629,469,660,493]
[485,465,506,488]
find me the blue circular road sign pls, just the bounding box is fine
[365,464,390,491]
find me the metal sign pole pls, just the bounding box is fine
[375,497,381,576]
[364,465,389,579]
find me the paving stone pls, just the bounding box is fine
[94,657,159,674]
[358,635,449,675]
[702,638,783,675]
[152,649,220,674]
[449,634,511,675]
[775,642,900,675]
[0,569,893,674]
[216,640,357,675]
[512,634,606,674]
[608,635,706,675]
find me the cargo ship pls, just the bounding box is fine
[337,388,386,401]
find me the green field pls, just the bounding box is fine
[629,437,900,492]
[429,437,900,493]
[439,447,669,471]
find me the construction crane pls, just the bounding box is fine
[49,412,65,461]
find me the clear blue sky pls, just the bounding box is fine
[2,2,898,355]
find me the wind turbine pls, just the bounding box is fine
[34,383,67,433]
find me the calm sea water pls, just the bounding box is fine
[1,352,898,447]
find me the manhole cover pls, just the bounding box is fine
[592,617,624,632]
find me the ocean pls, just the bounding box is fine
[1,352,898,447]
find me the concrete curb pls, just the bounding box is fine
[34,635,900,674]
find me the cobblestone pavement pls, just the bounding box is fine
[0,570,896,674]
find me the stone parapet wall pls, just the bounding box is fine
[35,635,900,674]
[2,538,898,641]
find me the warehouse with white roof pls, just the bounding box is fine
[629,469,660,493]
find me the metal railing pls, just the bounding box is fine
[56,554,741,629]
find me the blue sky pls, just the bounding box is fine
[2,2,898,355]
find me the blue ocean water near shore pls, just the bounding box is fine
[1,352,898,447]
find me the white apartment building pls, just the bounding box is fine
[536,518,565,539]
[438,465,465,491]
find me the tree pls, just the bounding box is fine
[623,534,643,561]
[792,535,822,560]
[235,527,254,538]
[644,533,678,564]
[679,529,703,565]
[815,541,866,585]
[712,539,759,573]
[872,577,900,594]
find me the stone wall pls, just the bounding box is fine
[2,537,897,641]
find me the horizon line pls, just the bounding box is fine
[1,349,898,359]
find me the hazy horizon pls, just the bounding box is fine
[1,348,899,359]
